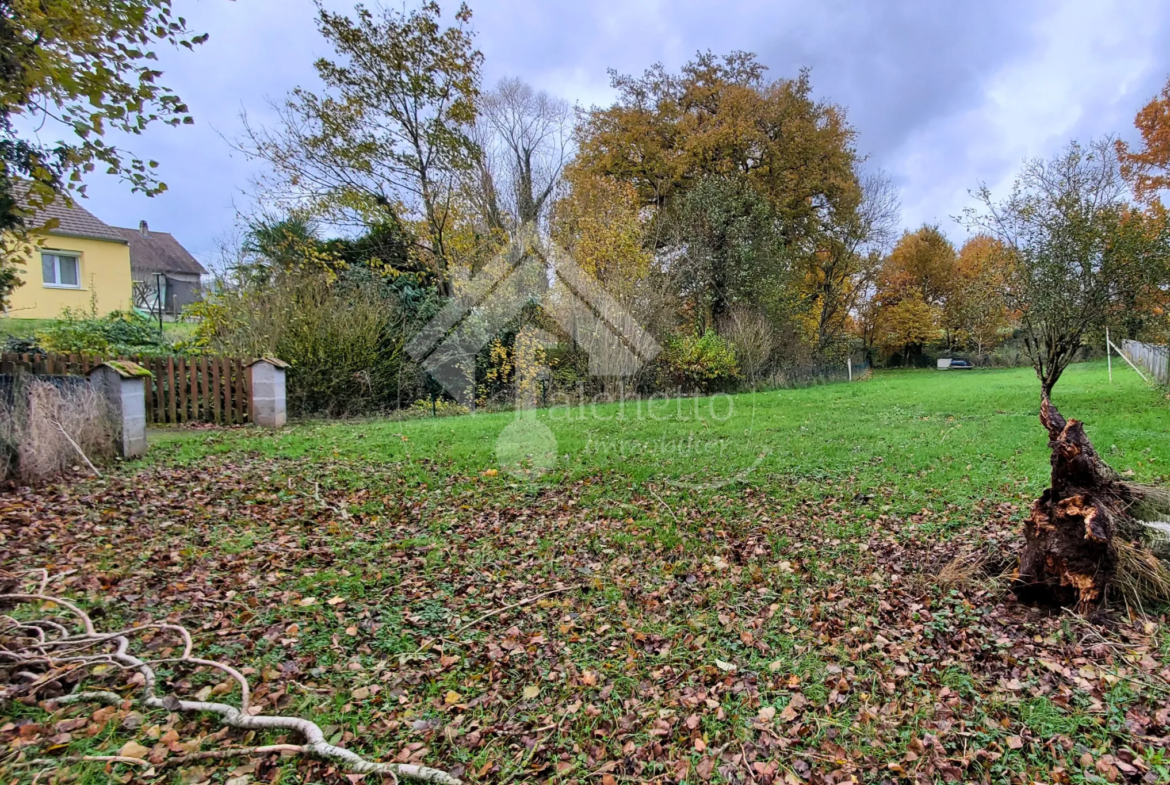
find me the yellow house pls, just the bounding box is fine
[4,198,132,318]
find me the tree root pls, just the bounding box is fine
[0,577,462,784]
[1015,394,1170,609]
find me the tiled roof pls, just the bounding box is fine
[112,225,208,276]
[19,190,127,243]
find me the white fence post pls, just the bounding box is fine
[246,357,289,428]
[1106,327,1112,384]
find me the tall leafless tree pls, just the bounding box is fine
[466,77,572,232]
[812,169,901,352]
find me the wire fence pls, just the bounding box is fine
[1119,339,1169,385]
[765,357,871,389]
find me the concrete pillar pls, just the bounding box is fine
[88,361,151,458]
[246,358,288,428]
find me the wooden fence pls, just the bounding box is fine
[0,352,252,425]
[1120,340,1170,385]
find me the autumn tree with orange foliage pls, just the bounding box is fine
[869,225,956,362]
[1114,80,1170,341]
[550,167,651,299]
[576,52,858,222]
[943,235,1013,358]
[1118,78,1170,204]
[575,51,877,359]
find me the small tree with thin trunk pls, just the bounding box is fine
[963,139,1170,609]
[944,235,1011,361]
[964,138,1165,397]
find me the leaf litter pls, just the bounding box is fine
[1,456,1169,783]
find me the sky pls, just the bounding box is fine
[52,0,1170,266]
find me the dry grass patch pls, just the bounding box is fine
[0,378,115,482]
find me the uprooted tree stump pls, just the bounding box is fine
[1014,395,1170,609]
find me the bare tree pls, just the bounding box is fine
[811,170,901,352]
[854,171,903,253]
[719,306,776,382]
[466,77,572,232]
[964,138,1167,396]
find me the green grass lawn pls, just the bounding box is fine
[0,316,58,338]
[0,315,198,343]
[5,360,1170,784]
[155,359,1170,517]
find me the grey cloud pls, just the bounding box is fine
[56,0,1170,263]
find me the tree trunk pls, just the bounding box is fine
[1014,394,1137,609]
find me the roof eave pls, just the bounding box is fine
[45,229,129,244]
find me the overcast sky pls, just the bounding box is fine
[58,0,1170,264]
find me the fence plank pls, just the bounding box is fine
[216,358,226,425]
[188,357,196,422]
[150,357,161,424]
[191,357,198,422]
[240,359,248,424]
[0,351,252,425]
[217,358,227,424]
[195,357,205,422]
[202,357,211,422]
[232,358,241,424]
[219,358,229,424]
[166,357,177,424]
[234,359,243,425]
[211,359,221,424]
[180,357,190,423]
[239,358,249,423]
[187,356,196,422]
[145,356,156,424]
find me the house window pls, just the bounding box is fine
[42,252,81,288]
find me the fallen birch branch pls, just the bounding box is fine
[0,577,461,784]
[48,419,102,478]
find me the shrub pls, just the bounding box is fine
[719,307,775,383]
[37,307,168,355]
[191,268,438,416]
[409,398,469,417]
[3,335,43,354]
[0,378,117,482]
[659,329,740,393]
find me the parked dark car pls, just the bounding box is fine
[948,358,974,369]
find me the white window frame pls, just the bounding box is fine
[42,251,82,289]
